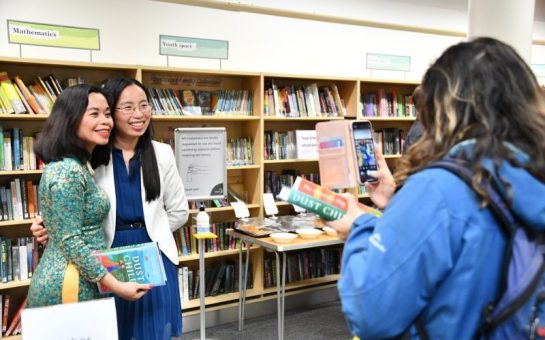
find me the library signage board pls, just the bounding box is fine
[160,35,228,59]
[22,297,118,340]
[366,53,411,72]
[174,127,227,201]
[7,20,100,50]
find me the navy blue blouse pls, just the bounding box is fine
[113,147,145,227]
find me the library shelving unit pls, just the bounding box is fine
[0,57,418,330]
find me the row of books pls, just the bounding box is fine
[264,170,320,199]
[0,71,64,115]
[264,81,346,118]
[264,130,318,160]
[0,237,38,284]
[361,90,417,117]
[263,247,342,288]
[0,179,40,222]
[148,87,254,116]
[0,126,42,171]
[0,294,26,337]
[174,221,241,257]
[188,199,230,210]
[227,137,253,166]
[374,128,406,155]
[177,261,253,302]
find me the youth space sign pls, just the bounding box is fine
[174,128,227,200]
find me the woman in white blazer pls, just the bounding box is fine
[93,78,189,340]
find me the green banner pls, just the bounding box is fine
[366,53,411,72]
[160,35,228,59]
[7,20,100,50]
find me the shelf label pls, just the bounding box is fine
[366,53,411,72]
[7,20,100,50]
[160,35,228,59]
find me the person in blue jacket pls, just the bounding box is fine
[328,37,545,340]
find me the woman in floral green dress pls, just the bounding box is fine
[27,84,150,307]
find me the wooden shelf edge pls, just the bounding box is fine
[179,245,260,262]
[182,288,261,310]
[0,219,33,227]
[264,116,344,121]
[152,115,259,121]
[0,170,43,176]
[0,279,31,290]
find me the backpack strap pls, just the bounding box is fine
[427,159,545,335]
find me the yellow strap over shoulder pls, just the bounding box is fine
[61,262,79,304]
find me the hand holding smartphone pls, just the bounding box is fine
[351,121,378,184]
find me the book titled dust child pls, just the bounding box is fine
[93,242,167,294]
[278,176,383,221]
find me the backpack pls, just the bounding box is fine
[426,159,545,339]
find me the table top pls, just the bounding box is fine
[227,228,343,252]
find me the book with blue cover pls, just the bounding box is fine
[93,241,166,294]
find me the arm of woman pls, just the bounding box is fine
[49,163,150,298]
[338,174,452,338]
[161,145,189,231]
[47,162,109,282]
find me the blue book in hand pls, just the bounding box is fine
[93,241,167,294]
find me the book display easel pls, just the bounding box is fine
[0,56,416,339]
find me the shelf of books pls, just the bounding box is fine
[262,74,358,217]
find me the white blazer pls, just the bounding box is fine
[94,141,189,264]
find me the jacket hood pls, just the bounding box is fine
[448,140,545,231]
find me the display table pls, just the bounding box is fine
[227,229,342,340]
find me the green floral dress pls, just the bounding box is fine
[27,158,110,307]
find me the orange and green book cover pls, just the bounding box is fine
[278,176,382,221]
[93,241,166,294]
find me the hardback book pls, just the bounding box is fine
[278,176,382,221]
[92,242,167,294]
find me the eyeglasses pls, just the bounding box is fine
[116,102,152,115]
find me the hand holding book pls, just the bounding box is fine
[277,177,382,221]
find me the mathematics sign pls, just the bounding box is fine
[7,20,100,50]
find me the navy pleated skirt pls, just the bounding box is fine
[111,227,182,340]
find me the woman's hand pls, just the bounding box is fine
[30,215,49,245]
[100,273,151,301]
[327,194,366,242]
[365,144,396,209]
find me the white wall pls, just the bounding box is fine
[0,0,543,81]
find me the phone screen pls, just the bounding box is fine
[352,121,378,183]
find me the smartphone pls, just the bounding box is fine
[351,120,378,184]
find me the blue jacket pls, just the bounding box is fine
[338,151,545,339]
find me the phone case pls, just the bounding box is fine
[315,120,358,189]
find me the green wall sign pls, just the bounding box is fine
[160,35,228,59]
[7,20,100,50]
[366,53,411,72]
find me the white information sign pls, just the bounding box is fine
[175,127,227,201]
[22,297,118,340]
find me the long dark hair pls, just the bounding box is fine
[396,37,545,201]
[35,84,107,164]
[92,78,160,202]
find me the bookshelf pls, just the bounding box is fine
[0,57,417,333]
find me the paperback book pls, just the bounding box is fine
[93,242,167,294]
[278,176,382,221]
